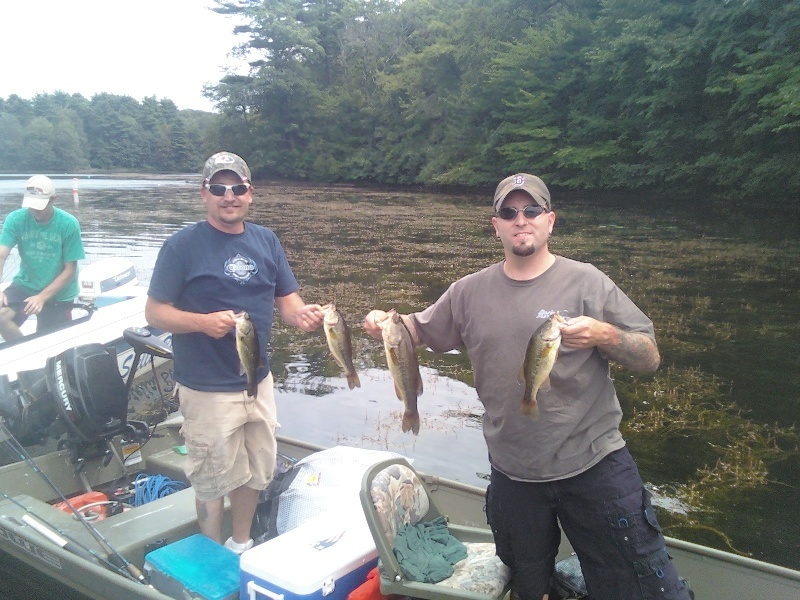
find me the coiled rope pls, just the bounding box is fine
[132,473,186,507]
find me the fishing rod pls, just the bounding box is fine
[0,419,151,586]
[0,490,140,584]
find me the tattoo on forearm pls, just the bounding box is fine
[604,328,660,372]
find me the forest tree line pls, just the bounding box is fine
[2,0,798,201]
[0,93,217,174]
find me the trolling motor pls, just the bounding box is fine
[0,327,173,471]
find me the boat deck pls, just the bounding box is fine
[3,427,800,600]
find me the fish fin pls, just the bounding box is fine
[518,367,526,385]
[402,411,421,435]
[346,372,361,389]
[240,363,246,376]
[540,376,551,392]
[248,381,258,399]
[388,347,399,364]
[415,371,423,397]
[393,381,403,401]
[520,400,539,420]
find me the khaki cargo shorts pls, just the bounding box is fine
[177,373,277,502]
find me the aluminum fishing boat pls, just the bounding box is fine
[0,325,798,600]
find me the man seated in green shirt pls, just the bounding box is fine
[0,175,86,341]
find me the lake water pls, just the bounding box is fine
[0,175,798,587]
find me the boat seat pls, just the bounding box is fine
[360,458,511,600]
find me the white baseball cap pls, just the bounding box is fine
[22,175,56,210]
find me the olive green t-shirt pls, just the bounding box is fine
[0,207,85,301]
[411,256,655,482]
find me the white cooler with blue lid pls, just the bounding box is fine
[240,508,378,600]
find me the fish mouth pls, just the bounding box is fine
[375,309,395,328]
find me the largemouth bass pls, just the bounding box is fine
[321,302,361,390]
[519,312,566,419]
[234,311,261,398]
[377,309,423,435]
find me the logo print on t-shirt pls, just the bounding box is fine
[224,254,258,285]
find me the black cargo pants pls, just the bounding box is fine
[486,448,693,600]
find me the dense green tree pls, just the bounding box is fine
[1,0,798,201]
[0,92,216,173]
[50,109,90,171]
[0,113,25,170]
[0,95,35,126]
[694,0,800,197]
[21,118,58,171]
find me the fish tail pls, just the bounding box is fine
[346,372,361,389]
[402,411,421,436]
[520,400,539,420]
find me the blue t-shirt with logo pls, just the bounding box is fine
[147,221,300,392]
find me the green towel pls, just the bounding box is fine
[393,516,469,583]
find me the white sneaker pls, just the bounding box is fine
[224,536,253,554]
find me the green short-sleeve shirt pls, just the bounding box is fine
[0,207,86,301]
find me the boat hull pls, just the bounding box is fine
[1,431,799,600]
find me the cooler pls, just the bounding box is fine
[240,509,378,600]
[144,533,240,600]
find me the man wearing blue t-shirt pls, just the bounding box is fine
[146,152,324,553]
[0,175,86,341]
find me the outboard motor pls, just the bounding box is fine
[45,344,131,444]
[2,327,173,469]
[42,327,173,467]
[0,372,57,446]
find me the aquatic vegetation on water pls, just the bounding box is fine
[248,184,799,567]
[618,364,800,554]
[620,366,799,487]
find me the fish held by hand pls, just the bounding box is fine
[519,312,566,419]
[321,302,361,389]
[376,309,423,435]
[234,311,261,398]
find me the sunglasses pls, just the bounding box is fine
[204,183,251,196]
[495,205,548,220]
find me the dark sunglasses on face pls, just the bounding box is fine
[495,204,548,220]
[204,183,251,197]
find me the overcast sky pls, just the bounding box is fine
[1,0,248,112]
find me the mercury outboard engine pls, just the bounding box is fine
[1,327,173,468]
[46,343,133,444]
[0,371,57,446]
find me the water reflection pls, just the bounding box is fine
[274,364,490,485]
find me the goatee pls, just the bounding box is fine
[512,245,537,257]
